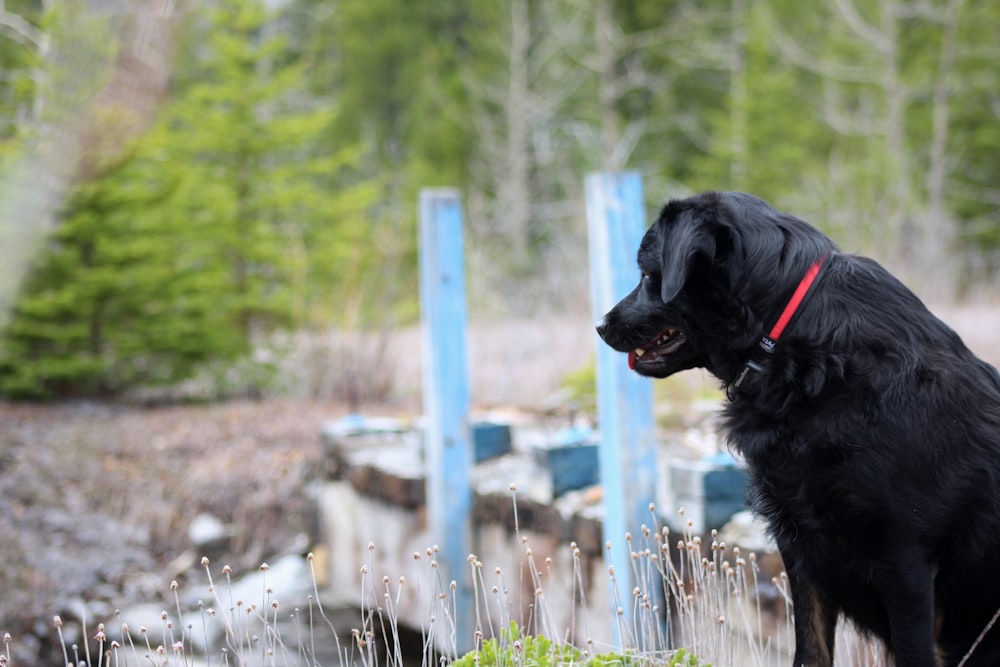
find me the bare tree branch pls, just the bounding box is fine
[833,0,891,53]
[821,80,885,136]
[763,6,880,84]
[0,3,45,50]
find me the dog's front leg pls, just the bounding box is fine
[784,557,836,667]
[875,559,942,667]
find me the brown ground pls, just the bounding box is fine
[0,398,356,662]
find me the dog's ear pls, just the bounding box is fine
[658,205,721,304]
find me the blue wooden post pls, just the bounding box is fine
[419,188,473,653]
[585,172,658,642]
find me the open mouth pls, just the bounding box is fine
[627,327,686,370]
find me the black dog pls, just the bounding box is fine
[596,191,1000,667]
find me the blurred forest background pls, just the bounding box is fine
[0,0,997,400]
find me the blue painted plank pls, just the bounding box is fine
[584,172,658,643]
[418,188,473,653]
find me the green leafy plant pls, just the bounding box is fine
[452,622,581,667]
[452,622,709,667]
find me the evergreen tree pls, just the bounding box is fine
[0,0,377,398]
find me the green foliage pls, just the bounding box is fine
[451,623,709,667]
[0,152,245,398]
[452,622,581,667]
[0,0,41,142]
[1,0,998,397]
[561,360,597,416]
[0,0,382,399]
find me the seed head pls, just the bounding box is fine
[222,565,232,575]
[201,556,210,566]
[260,563,270,571]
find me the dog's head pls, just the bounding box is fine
[596,191,835,384]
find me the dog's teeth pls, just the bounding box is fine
[634,348,645,357]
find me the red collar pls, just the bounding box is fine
[757,250,829,353]
[733,250,831,390]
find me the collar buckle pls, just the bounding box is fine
[733,359,765,389]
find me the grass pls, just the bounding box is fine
[0,484,892,667]
[15,481,1000,667]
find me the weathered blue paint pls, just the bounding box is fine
[584,172,659,644]
[418,188,473,652]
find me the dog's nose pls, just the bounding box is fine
[595,316,608,340]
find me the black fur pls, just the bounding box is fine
[596,191,1000,667]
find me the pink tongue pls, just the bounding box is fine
[628,350,637,370]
